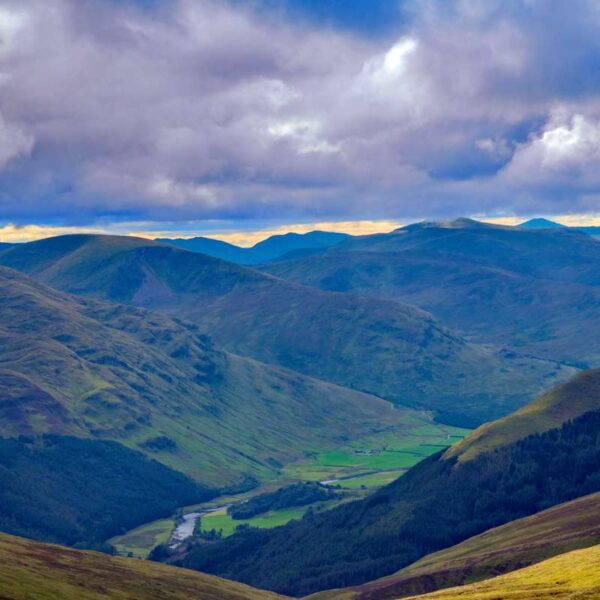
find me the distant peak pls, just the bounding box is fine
[519,218,566,229]
[398,218,498,232]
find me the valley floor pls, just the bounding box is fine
[110,421,469,558]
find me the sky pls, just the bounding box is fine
[1,0,600,242]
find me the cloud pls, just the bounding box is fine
[503,110,600,185]
[0,0,599,227]
[0,113,34,168]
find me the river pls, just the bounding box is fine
[168,505,230,549]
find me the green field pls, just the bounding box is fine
[108,422,471,556]
[109,518,173,558]
[284,423,470,488]
[200,506,307,537]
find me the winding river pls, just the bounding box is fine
[168,505,230,548]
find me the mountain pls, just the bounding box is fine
[0,265,420,487]
[0,235,570,427]
[404,543,600,600]
[447,367,600,462]
[518,218,566,229]
[180,368,600,596]
[157,236,250,263]
[158,230,349,264]
[319,490,600,599]
[248,231,350,262]
[0,532,285,600]
[519,218,600,237]
[261,219,600,367]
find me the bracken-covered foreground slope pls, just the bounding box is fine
[0,532,286,600]
[0,234,572,426]
[180,369,600,596]
[0,265,418,486]
[403,543,600,600]
[315,491,600,599]
[263,219,600,368]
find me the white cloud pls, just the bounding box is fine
[267,118,340,154]
[503,110,600,184]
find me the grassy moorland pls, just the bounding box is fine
[317,491,600,599]
[0,234,571,427]
[403,544,600,600]
[0,532,286,600]
[447,368,600,462]
[0,265,426,488]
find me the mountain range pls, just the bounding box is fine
[0,233,568,427]
[261,218,600,368]
[158,230,349,264]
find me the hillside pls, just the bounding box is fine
[0,235,572,427]
[180,369,600,596]
[0,532,285,600]
[318,491,600,599]
[159,230,349,264]
[447,368,600,462]
[403,544,600,600]
[0,435,213,548]
[262,219,600,367]
[0,265,422,487]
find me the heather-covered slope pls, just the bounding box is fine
[0,235,571,426]
[0,265,418,486]
[403,544,600,600]
[0,532,286,600]
[180,369,600,596]
[262,219,600,367]
[317,491,600,599]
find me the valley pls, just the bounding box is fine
[1,221,599,599]
[110,421,470,558]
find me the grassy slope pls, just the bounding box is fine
[0,234,572,426]
[318,491,600,599]
[262,220,600,367]
[402,544,600,600]
[0,265,425,486]
[0,532,285,600]
[447,368,600,462]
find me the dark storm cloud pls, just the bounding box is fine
[0,0,599,227]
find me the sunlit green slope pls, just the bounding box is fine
[404,543,600,600]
